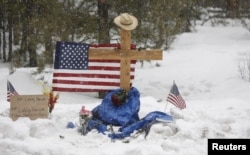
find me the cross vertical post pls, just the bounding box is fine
[120,29,132,91]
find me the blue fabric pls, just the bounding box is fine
[87,87,173,139]
[92,87,140,128]
[108,111,173,139]
[87,119,107,134]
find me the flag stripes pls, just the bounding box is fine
[166,82,186,110]
[167,94,186,110]
[52,60,136,92]
[7,80,19,102]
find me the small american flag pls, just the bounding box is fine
[7,80,19,102]
[52,42,136,92]
[166,82,186,110]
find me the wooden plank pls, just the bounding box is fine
[120,29,131,91]
[120,59,131,90]
[88,49,162,60]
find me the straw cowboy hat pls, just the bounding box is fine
[114,13,138,31]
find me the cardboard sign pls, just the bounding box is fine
[10,95,49,121]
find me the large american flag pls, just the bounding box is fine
[7,80,19,102]
[52,42,136,92]
[166,82,186,110]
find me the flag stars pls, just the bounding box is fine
[57,42,89,70]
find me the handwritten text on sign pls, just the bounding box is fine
[10,95,49,121]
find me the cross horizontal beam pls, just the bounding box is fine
[88,49,162,60]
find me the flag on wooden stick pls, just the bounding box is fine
[52,42,136,92]
[7,80,19,102]
[166,82,186,110]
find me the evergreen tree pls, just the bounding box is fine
[2,0,248,69]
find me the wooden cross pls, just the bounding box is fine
[88,29,162,91]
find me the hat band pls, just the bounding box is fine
[121,22,133,26]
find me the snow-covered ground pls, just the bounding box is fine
[1,20,250,155]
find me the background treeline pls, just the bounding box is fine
[0,0,249,70]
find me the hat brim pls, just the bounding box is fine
[114,15,138,31]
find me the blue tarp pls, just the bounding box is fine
[87,87,173,139]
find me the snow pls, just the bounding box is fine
[1,21,250,155]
